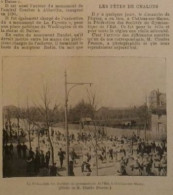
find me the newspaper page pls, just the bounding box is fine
[0,0,173,195]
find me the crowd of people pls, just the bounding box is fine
[113,134,167,176]
[67,131,167,176]
[3,124,167,177]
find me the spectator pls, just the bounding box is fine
[58,148,65,168]
[22,142,27,159]
[17,142,22,159]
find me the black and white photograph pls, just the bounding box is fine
[2,56,167,177]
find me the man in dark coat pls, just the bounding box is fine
[34,149,40,174]
[50,163,57,176]
[58,148,65,168]
[9,142,14,159]
[40,150,45,168]
[22,142,27,159]
[45,150,50,168]
[17,142,22,159]
[69,161,75,176]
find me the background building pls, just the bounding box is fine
[95,106,146,129]
[148,89,166,110]
[149,89,167,139]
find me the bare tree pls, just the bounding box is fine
[13,107,21,139]
[86,88,98,111]
[24,106,42,151]
[3,106,14,138]
[23,97,35,149]
[85,88,100,175]
[36,84,59,165]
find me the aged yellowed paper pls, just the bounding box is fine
[0,0,173,195]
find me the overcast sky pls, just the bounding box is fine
[2,56,166,109]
